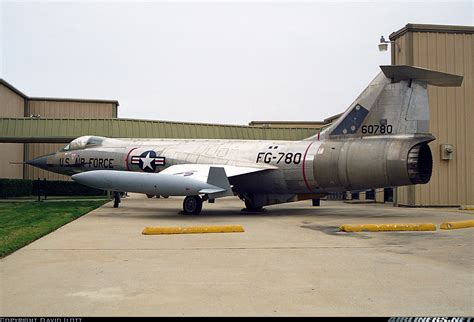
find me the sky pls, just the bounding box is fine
[0,0,472,125]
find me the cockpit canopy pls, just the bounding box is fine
[61,136,106,151]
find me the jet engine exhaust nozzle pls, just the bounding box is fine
[407,143,433,185]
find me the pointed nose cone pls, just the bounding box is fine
[26,154,50,170]
[71,172,89,185]
[72,171,110,190]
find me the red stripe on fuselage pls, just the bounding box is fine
[125,147,138,171]
[302,141,315,193]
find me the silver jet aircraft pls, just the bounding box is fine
[27,65,463,214]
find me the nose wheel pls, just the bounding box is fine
[183,195,203,215]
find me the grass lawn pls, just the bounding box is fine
[0,200,108,258]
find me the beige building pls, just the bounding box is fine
[0,79,119,180]
[0,80,25,179]
[390,24,473,206]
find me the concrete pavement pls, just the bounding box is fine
[1,194,473,316]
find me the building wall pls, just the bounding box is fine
[0,143,24,179]
[0,83,25,116]
[25,100,118,181]
[25,143,68,181]
[28,100,117,118]
[0,83,25,179]
[393,28,473,206]
[375,189,384,203]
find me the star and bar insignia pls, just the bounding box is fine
[131,150,165,172]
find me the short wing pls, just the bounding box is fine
[160,164,274,197]
[160,164,272,180]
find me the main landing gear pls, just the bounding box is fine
[183,195,203,215]
[238,193,265,212]
[242,198,264,212]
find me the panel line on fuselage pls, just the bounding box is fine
[302,141,315,193]
[125,147,138,171]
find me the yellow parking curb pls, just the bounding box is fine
[340,223,436,232]
[142,225,245,235]
[459,206,474,211]
[440,220,474,230]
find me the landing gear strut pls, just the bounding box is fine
[183,195,203,215]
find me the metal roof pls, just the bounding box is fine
[0,79,28,98]
[249,112,342,128]
[390,23,474,40]
[323,113,343,123]
[0,118,318,143]
[28,97,120,106]
[249,121,326,127]
[0,78,119,106]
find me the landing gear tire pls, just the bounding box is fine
[243,199,263,212]
[183,196,203,215]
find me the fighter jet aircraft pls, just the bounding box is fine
[27,65,463,214]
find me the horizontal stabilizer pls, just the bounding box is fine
[380,65,463,87]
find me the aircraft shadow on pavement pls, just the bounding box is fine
[94,203,414,220]
[95,205,320,219]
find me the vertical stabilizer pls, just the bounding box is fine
[312,65,463,140]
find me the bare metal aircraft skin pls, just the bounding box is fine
[27,65,463,214]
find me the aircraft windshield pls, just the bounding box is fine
[61,136,106,151]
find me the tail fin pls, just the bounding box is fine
[315,65,463,140]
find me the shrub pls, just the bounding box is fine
[0,179,106,198]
